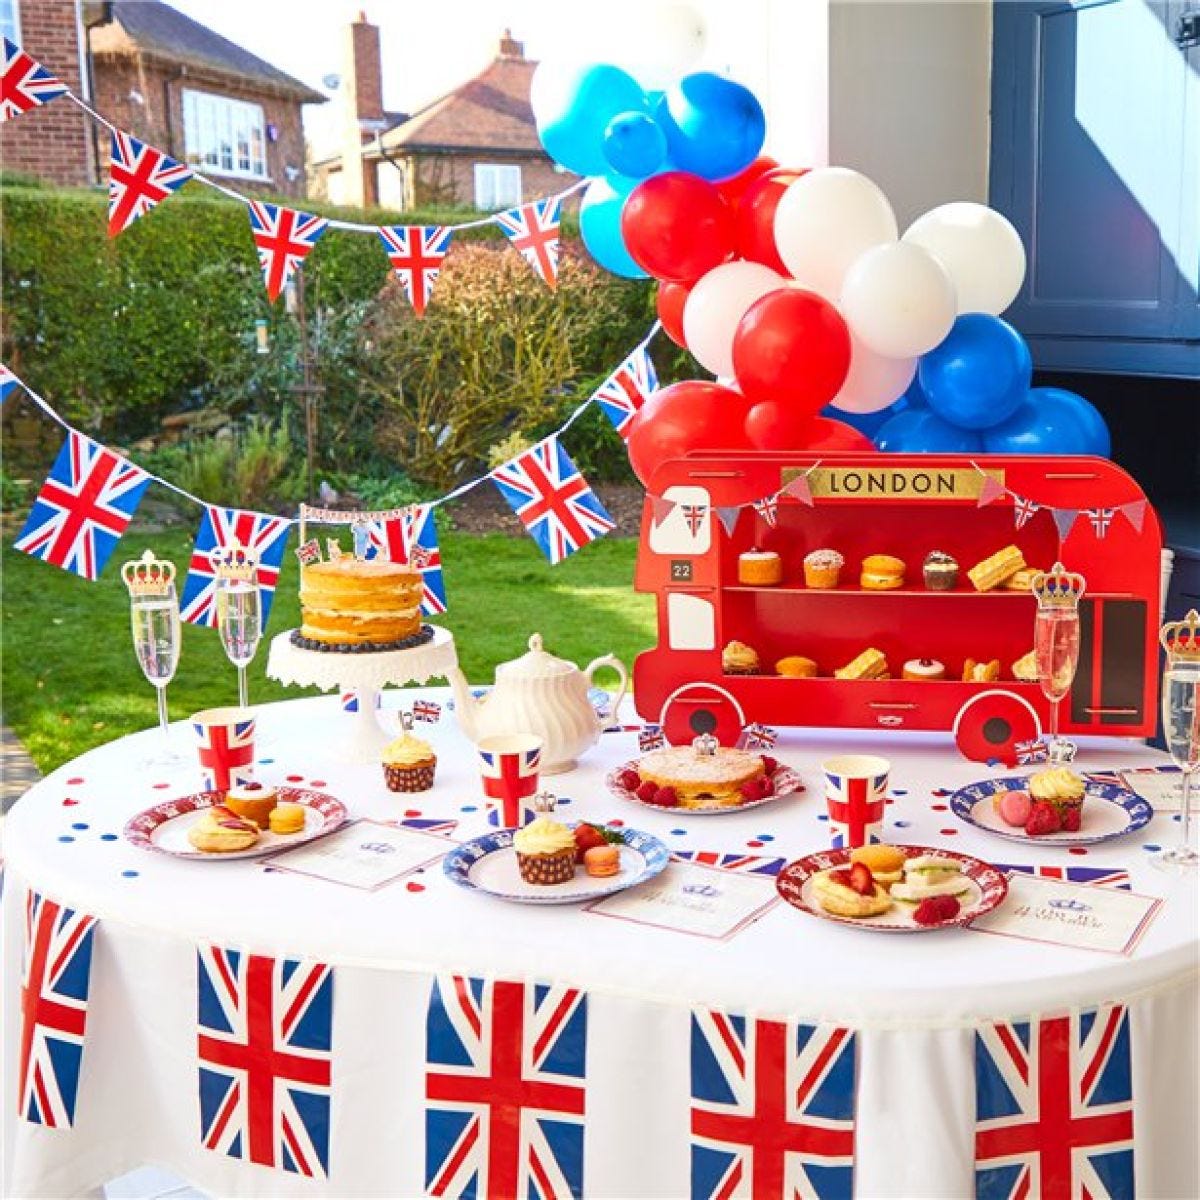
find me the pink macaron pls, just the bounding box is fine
[997,789,1032,828]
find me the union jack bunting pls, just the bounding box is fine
[1014,737,1049,765]
[425,975,587,1198]
[1013,496,1040,530]
[1087,507,1116,538]
[681,504,707,536]
[15,430,151,580]
[247,201,329,302]
[752,495,778,527]
[107,129,192,237]
[638,723,665,751]
[365,503,447,614]
[1,37,67,122]
[672,849,788,877]
[994,863,1131,891]
[1120,500,1146,534]
[197,947,333,1177]
[377,224,453,316]
[975,1004,1134,1199]
[691,1008,856,1198]
[1,360,20,403]
[19,891,99,1128]
[743,722,777,750]
[180,505,292,628]
[495,197,563,289]
[412,698,442,723]
[1052,507,1079,540]
[594,346,658,437]
[491,438,615,564]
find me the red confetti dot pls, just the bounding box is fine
[406,880,426,892]
[286,775,304,783]
[1068,846,1089,856]
[404,809,422,818]
[153,782,171,789]
[608,819,625,827]
[940,828,959,836]
[885,797,895,805]
[310,780,326,788]
[747,840,765,848]
[66,777,84,785]
[62,798,80,806]
[932,804,949,812]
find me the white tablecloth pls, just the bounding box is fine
[4,692,1197,1198]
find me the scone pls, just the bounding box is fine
[738,549,782,586]
[722,640,760,675]
[835,647,889,681]
[811,868,892,918]
[861,554,905,590]
[776,655,819,678]
[967,545,1025,591]
[962,658,1001,682]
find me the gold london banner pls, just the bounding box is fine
[782,466,1006,500]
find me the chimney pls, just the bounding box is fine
[340,11,385,207]
[498,28,524,60]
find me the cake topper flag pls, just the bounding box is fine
[495,197,563,290]
[376,225,453,316]
[594,346,658,437]
[107,130,193,238]
[295,538,321,566]
[1,38,68,122]
[247,201,329,302]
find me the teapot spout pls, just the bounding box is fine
[446,665,481,741]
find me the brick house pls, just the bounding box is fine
[0,0,325,197]
[311,16,572,212]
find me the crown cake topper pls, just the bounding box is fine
[693,732,720,757]
[121,549,177,596]
[208,540,259,584]
[1160,608,1200,663]
[1032,561,1086,609]
[532,790,558,815]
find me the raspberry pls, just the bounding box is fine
[761,756,779,776]
[739,779,762,802]
[757,775,775,797]
[617,769,641,792]
[913,895,961,926]
[652,786,679,808]
[635,780,659,804]
[1025,800,1062,836]
[1061,805,1082,833]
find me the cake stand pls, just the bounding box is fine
[266,626,458,763]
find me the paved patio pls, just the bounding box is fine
[2,724,41,814]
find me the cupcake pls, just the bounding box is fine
[776,655,818,678]
[804,549,843,589]
[225,782,278,829]
[923,551,959,590]
[513,795,577,885]
[722,640,760,675]
[381,731,437,792]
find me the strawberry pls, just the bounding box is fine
[1025,800,1062,836]
[913,894,961,926]
[617,769,641,792]
[761,756,779,776]
[1061,804,1082,833]
[829,868,854,888]
[653,786,679,808]
[848,861,875,896]
[573,823,607,862]
[635,780,659,804]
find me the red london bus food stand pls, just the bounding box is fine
[631,452,1162,764]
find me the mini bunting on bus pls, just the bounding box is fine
[594,346,658,437]
[781,473,813,506]
[715,506,741,536]
[1013,496,1040,530]
[1,37,67,121]
[1121,500,1147,534]
[247,201,329,302]
[752,495,779,527]
[495,197,562,289]
[1052,507,1079,540]
[377,225,453,316]
[107,130,192,237]
[1087,507,1116,538]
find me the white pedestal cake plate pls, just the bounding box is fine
[266,625,458,762]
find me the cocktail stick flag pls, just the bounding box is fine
[495,197,563,289]
[974,1004,1134,1199]
[247,201,329,302]
[107,130,192,237]
[19,891,99,1128]
[491,437,615,564]
[180,505,292,628]
[377,225,453,316]
[595,346,658,436]
[15,430,151,580]
[366,503,447,614]
[425,975,588,1198]
[691,1008,857,1199]
[1,37,67,121]
[197,947,333,1177]
[0,361,20,403]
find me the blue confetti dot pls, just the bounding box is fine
[72,822,89,830]
[121,870,139,878]
[817,813,829,821]
[58,835,75,843]
[670,828,688,836]
[259,758,275,765]
[893,820,913,828]
[987,758,1003,768]
[460,805,478,812]
[756,834,775,842]
[1173,814,1182,822]
[558,797,572,805]
[1143,844,1161,852]
[893,789,908,796]
[100,833,118,842]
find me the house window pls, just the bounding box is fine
[0,0,20,45]
[474,163,521,211]
[181,89,268,181]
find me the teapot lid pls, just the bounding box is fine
[496,633,576,680]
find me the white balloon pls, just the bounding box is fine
[683,261,787,379]
[828,332,917,414]
[903,202,1026,315]
[840,241,957,359]
[773,168,898,300]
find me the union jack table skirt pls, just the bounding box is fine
[3,692,1196,1199]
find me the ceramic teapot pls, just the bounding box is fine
[447,633,629,773]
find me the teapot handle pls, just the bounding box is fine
[584,654,629,731]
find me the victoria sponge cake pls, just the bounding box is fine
[637,745,765,808]
[300,558,423,645]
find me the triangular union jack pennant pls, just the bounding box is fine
[15,430,151,580]
[197,947,333,1177]
[19,891,99,1128]
[753,495,778,527]
[495,196,563,289]
[1,37,67,121]
[1013,496,1040,530]
[715,506,741,536]
[977,474,1007,508]
[1052,507,1079,540]
[781,473,813,506]
[1120,500,1147,534]
[1,360,21,403]
[107,129,192,237]
[681,503,707,536]
[491,437,615,564]
[691,1007,857,1198]
[594,346,658,437]
[974,1003,1134,1198]
[425,975,587,1197]
[247,201,329,302]
[377,225,453,316]
[650,495,675,527]
[180,505,292,628]
[365,503,447,614]
[1087,507,1116,538]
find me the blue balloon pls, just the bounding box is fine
[655,72,766,181]
[875,408,985,453]
[579,177,648,279]
[982,387,1111,457]
[532,62,647,176]
[821,401,904,441]
[900,371,931,409]
[602,111,667,179]
[918,314,1032,430]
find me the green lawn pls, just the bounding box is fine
[1,529,655,773]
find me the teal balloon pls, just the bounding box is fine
[982,387,1111,456]
[602,111,667,179]
[656,72,766,181]
[875,407,984,453]
[579,177,648,279]
[919,314,1032,430]
[532,62,647,176]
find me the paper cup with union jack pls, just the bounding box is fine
[822,754,889,849]
[191,706,257,792]
[478,734,543,829]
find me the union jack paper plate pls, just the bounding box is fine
[776,845,1009,933]
[443,825,670,905]
[605,759,805,816]
[949,776,1153,846]
[123,786,347,860]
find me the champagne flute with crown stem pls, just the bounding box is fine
[1154,609,1200,870]
[1032,562,1085,764]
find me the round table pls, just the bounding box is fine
[4,693,1197,1199]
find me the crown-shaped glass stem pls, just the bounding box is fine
[1032,562,1084,764]
[1155,609,1200,872]
[1032,561,1086,611]
[121,549,177,597]
[1160,609,1200,665]
[532,791,557,815]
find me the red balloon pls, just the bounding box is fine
[804,416,878,452]
[736,167,808,273]
[716,155,779,211]
[732,288,851,414]
[656,280,692,348]
[744,402,819,450]
[621,172,737,283]
[626,381,751,488]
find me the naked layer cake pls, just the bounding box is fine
[299,558,423,645]
[637,744,765,808]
